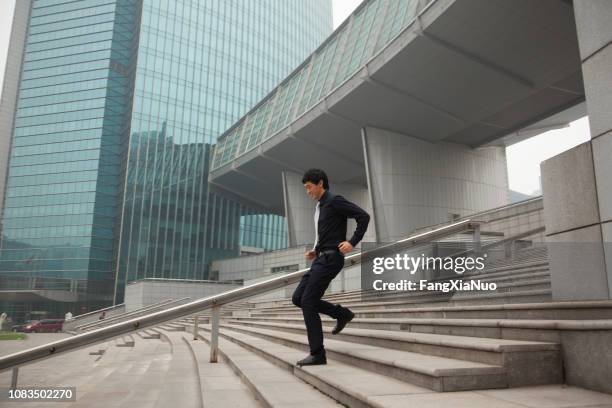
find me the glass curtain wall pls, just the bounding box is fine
[113,0,332,302]
[0,0,140,320]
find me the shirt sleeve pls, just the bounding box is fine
[331,195,370,247]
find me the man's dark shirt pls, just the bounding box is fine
[314,190,370,252]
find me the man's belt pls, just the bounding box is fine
[316,248,343,258]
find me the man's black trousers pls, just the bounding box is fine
[291,250,348,355]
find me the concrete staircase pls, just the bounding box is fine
[167,244,612,405]
[5,245,612,406]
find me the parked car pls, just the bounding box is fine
[12,320,38,332]
[22,319,64,333]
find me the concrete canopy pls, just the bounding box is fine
[210,0,584,211]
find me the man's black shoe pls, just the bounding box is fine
[296,353,327,366]
[332,309,354,335]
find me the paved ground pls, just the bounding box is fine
[0,333,72,357]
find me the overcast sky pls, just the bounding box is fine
[0,0,589,195]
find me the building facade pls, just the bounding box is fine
[0,0,333,320]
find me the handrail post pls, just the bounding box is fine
[209,306,220,363]
[505,239,514,259]
[193,314,199,340]
[11,367,18,389]
[473,224,481,255]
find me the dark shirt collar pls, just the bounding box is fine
[318,189,330,204]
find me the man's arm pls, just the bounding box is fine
[332,195,370,247]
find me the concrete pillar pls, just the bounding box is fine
[282,170,315,247]
[541,1,612,300]
[282,170,376,248]
[541,143,609,300]
[329,181,377,246]
[362,126,509,242]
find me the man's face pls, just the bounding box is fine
[304,180,325,201]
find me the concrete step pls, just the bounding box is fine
[142,329,162,339]
[466,270,550,283]
[241,259,550,310]
[193,323,512,394]
[158,323,187,332]
[256,280,552,314]
[182,333,263,408]
[463,264,549,280]
[190,326,440,406]
[194,325,344,407]
[116,342,175,408]
[223,316,612,342]
[220,320,562,382]
[249,290,553,317]
[484,250,547,263]
[251,272,551,313]
[470,260,549,276]
[116,334,135,347]
[451,279,551,297]
[139,328,206,408]
[421,268,550,286]
[249,299,612,320]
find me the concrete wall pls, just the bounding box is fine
[282,170,376,247]
[282,170,317,247]
[0,1,31,226]
[124,280,241,311]
[575,0,612,301]
[332,181,377,245]
[560,330,612,395]
[540,0,612,303]
[541,142,611,301]
[213,244,311,282]
[363,126,510,242]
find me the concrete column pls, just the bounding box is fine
[282,170,315,247]
[540,1,612,300]
[541,143,609,300]
[362,126,509,242]
[282,169,376,248]
[328,181,377,247]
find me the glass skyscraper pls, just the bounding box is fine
[0,0,333,319]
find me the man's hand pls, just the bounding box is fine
[338,241,354,254]
[305,250,316,260]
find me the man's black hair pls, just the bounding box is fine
[302,168,329,190]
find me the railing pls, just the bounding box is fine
[62,303,125,332]
[73,298,191,332]
[71,303,125,320]
[0,219,483,388]
[422,226,546,275]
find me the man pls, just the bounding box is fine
[292,168,370,366]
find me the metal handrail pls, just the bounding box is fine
[0,219,482,373]
[69,303,125,321]
[74,297,191,331]
[422,226,546,278]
